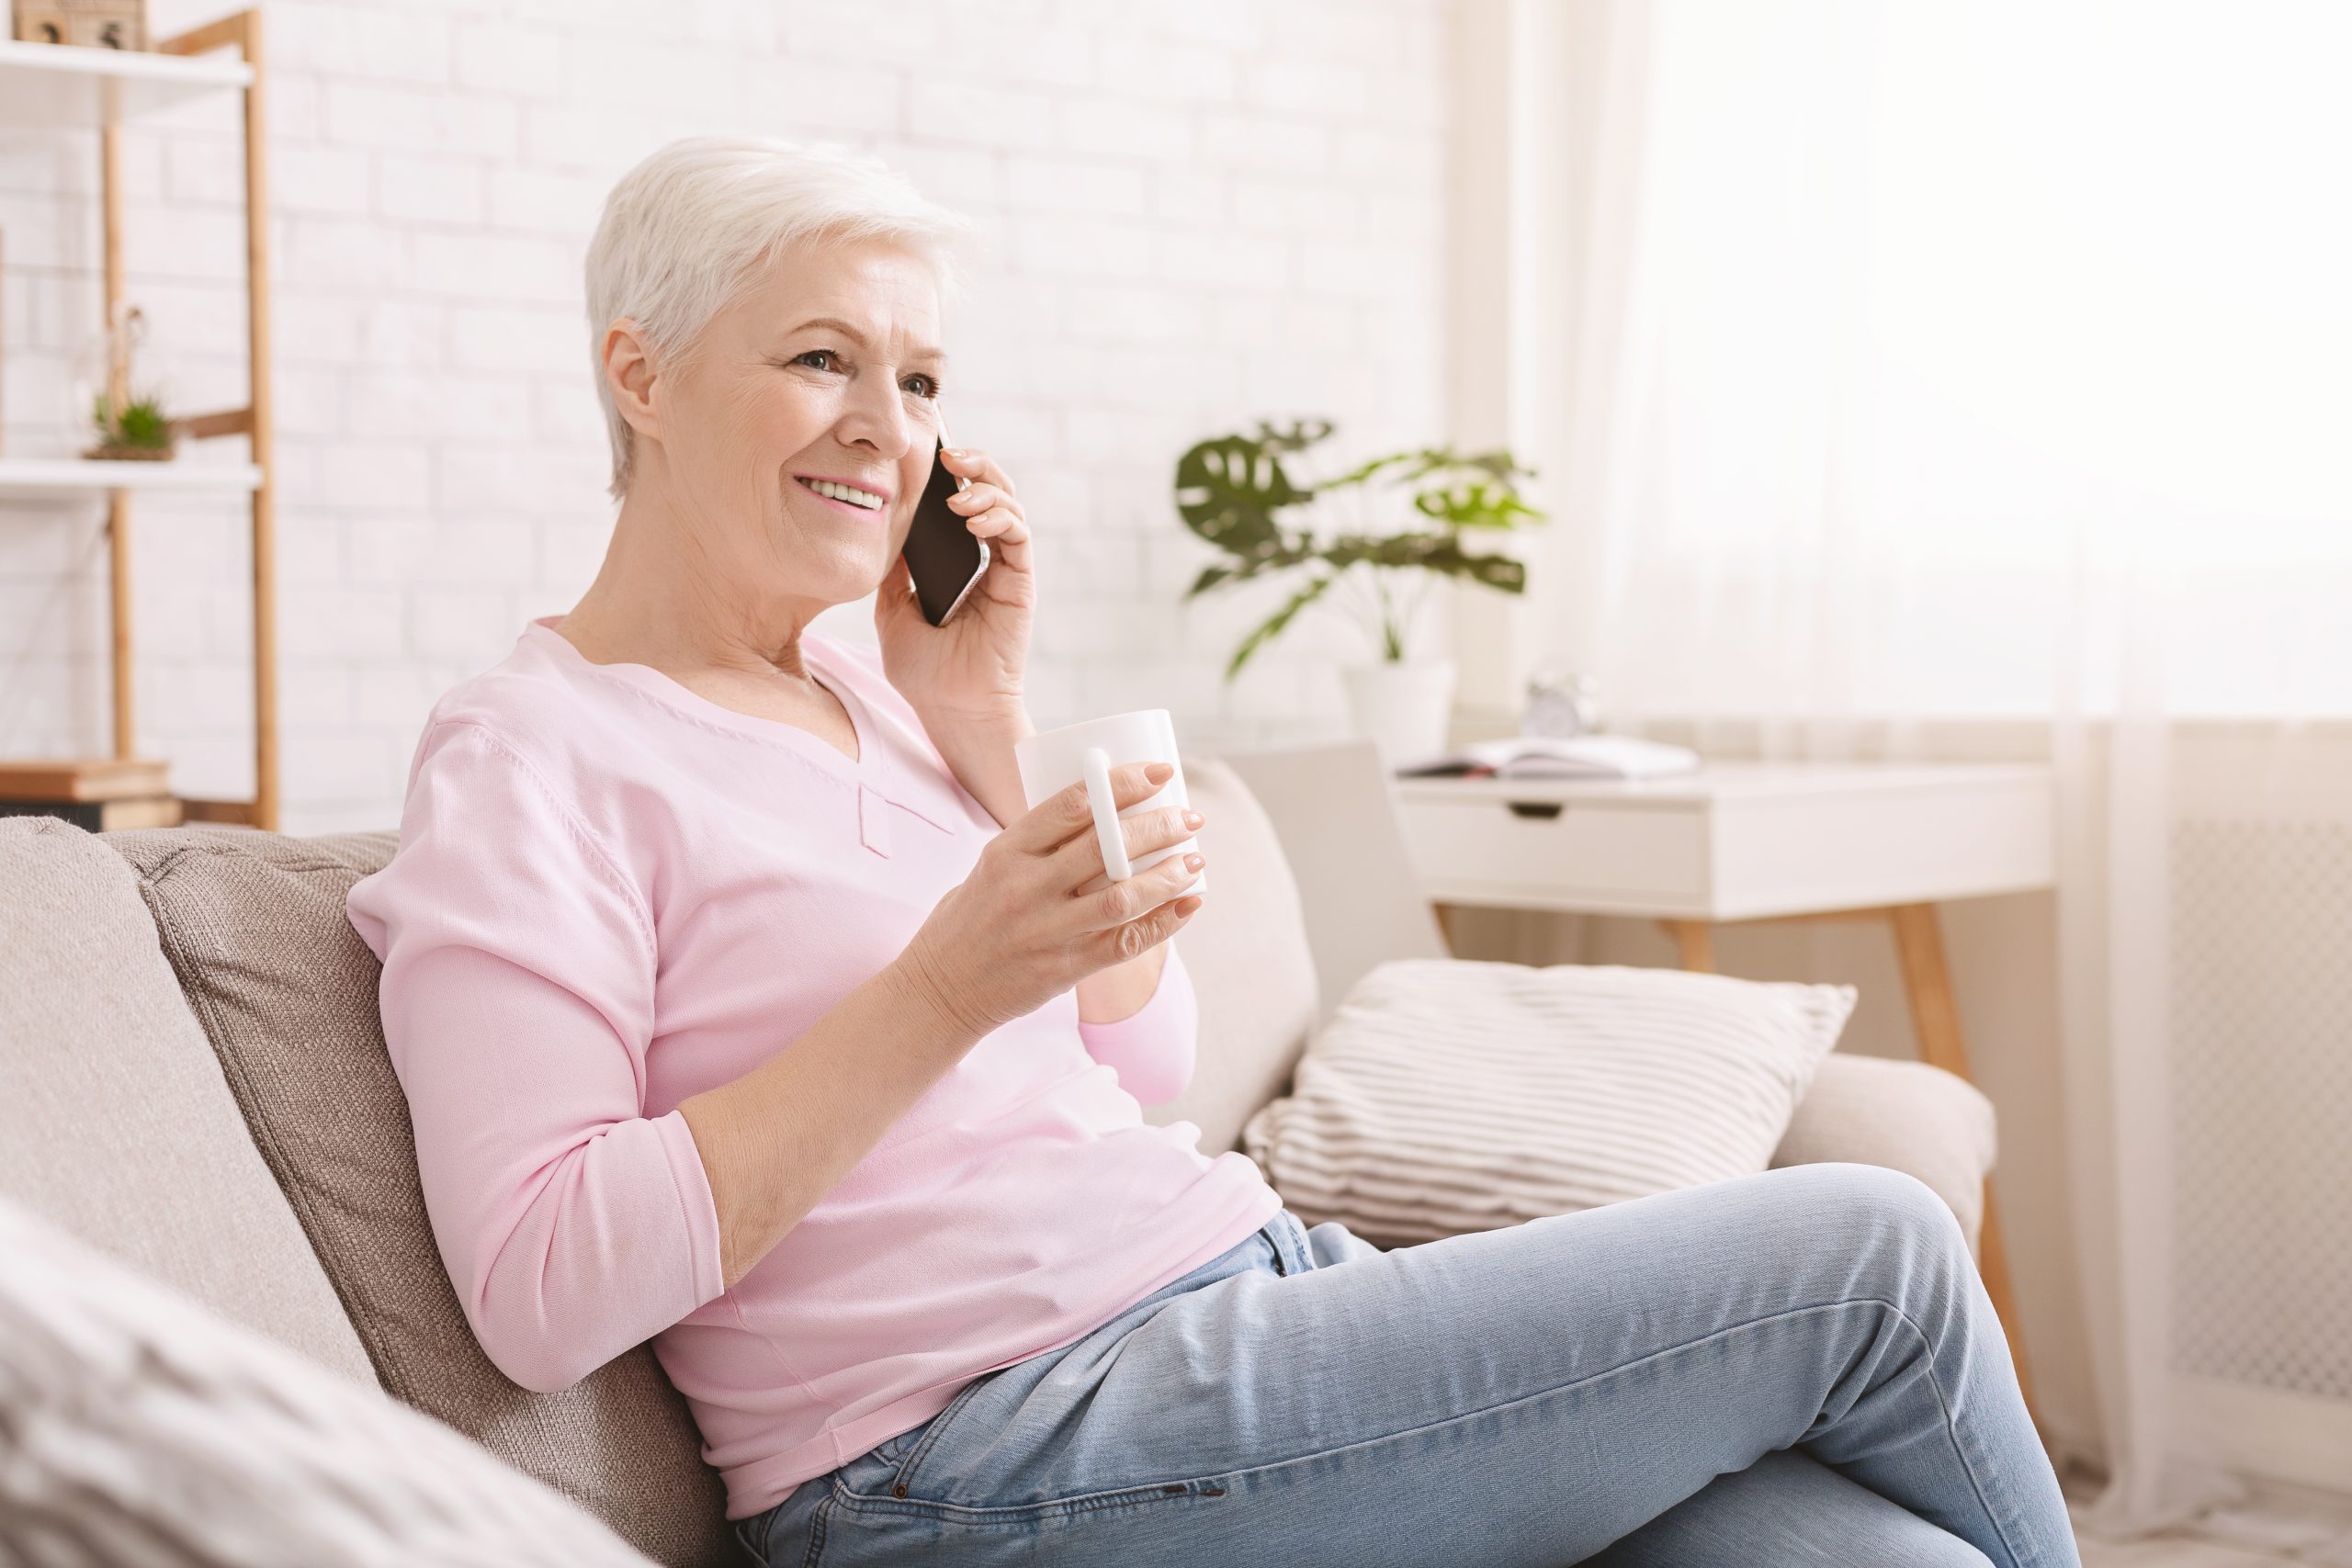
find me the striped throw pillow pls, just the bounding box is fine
[1240,960,1857,1247]
[0,1198,656,1568]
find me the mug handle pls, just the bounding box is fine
[1080,746,1134,881]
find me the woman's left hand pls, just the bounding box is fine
[875,445,1035,728]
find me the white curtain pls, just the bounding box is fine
[1509,0,2352,1544]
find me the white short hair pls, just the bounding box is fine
[584,136,973,500]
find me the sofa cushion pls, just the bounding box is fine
[102,825,733,1568]
[0,818,373,1386]
[1242,958,1855,1247]
[1140,754,1320,1157]
[0,1195,656,1567]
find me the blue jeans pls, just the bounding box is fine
[734,1164,2075,1567]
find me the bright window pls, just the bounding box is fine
[1594,0,2352,717]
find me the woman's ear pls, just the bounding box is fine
[603,319,662,447]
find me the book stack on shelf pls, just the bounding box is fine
[0,758,183,830]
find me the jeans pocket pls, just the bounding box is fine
[877,1367,1003,1498]
[729,1510,773,1565]
[861,1370,1227,1525]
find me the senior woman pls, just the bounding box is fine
[345,137,2075,1568]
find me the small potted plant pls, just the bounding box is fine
[85,389,177,462]
[1172,419,1547,764]
[79,303,176,462]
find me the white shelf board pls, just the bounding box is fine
[0,39,250,128]
[0,457,262,499]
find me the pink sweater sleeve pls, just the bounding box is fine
[345,721,726,1393]
[1074,942,1200,1109]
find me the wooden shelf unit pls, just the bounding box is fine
[0,14,280,829]
[0,35,253,123]
[0,457,264,495]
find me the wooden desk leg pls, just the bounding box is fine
[1660,919,1714,973]
[1887,903,2038,1417]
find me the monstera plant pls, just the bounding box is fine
[1171,419,1546,677]
[1171,418,1548,764]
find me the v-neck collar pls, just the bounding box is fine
[525,615,895,796]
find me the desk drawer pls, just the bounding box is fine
[1399,796,1707,908]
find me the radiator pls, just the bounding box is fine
[2172,813,2352,1487]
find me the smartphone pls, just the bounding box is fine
[901,429,989,627]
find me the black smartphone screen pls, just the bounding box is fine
[901,437,986,626]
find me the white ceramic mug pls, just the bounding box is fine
[1012,708,1205,899]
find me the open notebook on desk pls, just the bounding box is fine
[1395,734,1703,781]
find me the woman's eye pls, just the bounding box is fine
[902,374,941,400]
[792,349,838,372]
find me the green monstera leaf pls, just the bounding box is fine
[1318,532,1528,592]
[1406,535,1528,592]
[1171,418,1331,556]
[1248,417,1334,455]
[1323,444,1528,492]
[1411,479,1545,531]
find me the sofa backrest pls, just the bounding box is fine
[1142,754,1320,1155]
[99,822,733,1568]
[1216,739,1451,1028]
[0,818,374,1387]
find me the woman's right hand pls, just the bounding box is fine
[898,761,1206,1039]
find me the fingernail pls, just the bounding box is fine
[1184,852,1204,871]
[1182,808,1204,829]
[1146,762,1174,784]
[945,446,967,457]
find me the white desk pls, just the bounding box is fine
[1396,761,2053,922]
[1396,761,2054,1412]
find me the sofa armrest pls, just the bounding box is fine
[1770,1054,1997,1257]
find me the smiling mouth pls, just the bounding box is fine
[797,476,889,513]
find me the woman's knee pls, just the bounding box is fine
[1771,1161,1973,1277]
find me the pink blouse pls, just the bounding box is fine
[345,615,1281,1519]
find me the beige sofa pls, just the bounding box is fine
[0,739,1994,1566]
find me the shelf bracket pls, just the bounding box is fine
[156,14,250,59]
[172,407,254,441]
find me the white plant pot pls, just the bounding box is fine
[1340,657,1456,768]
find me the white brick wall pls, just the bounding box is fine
[1,0,1453,833]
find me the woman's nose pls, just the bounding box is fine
[833,377,917,458]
